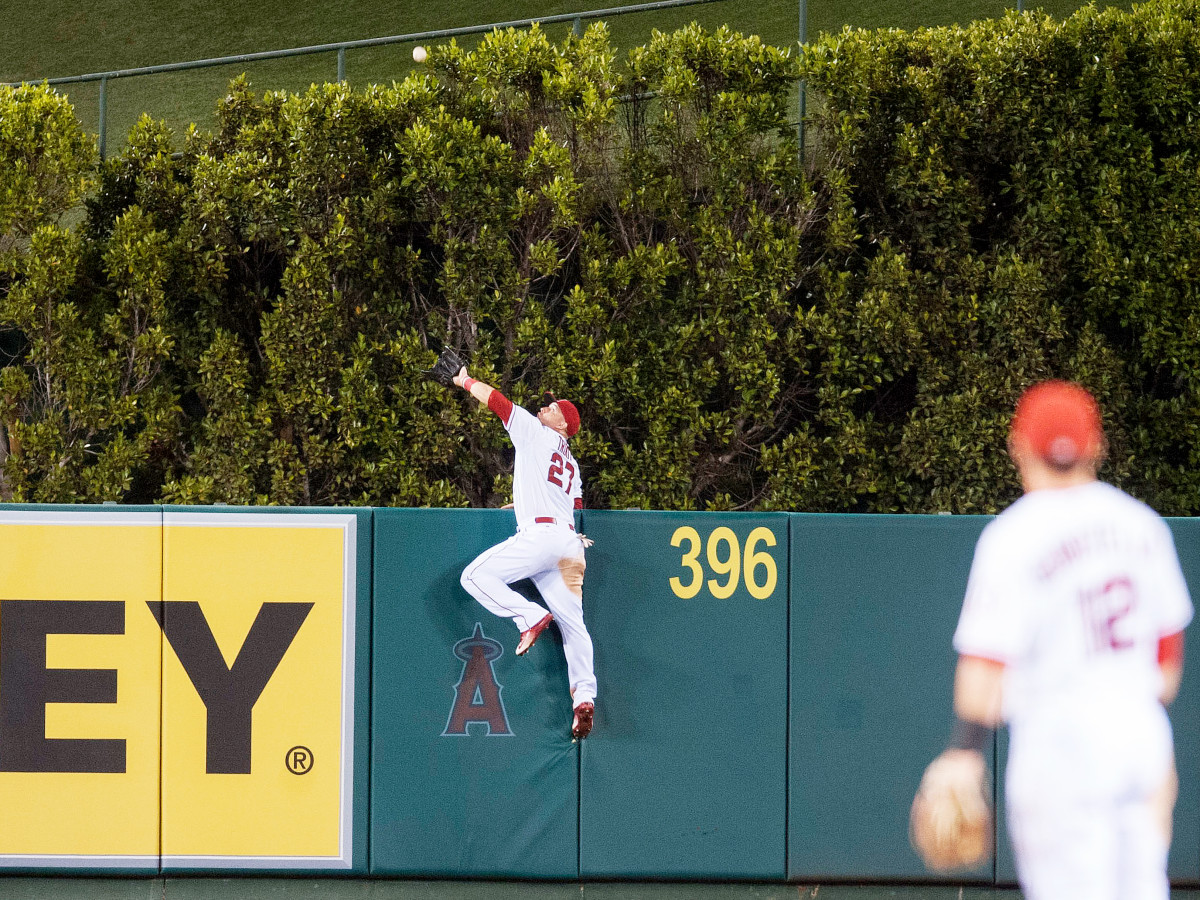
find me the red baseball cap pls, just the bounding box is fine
[1011,380,1103,467]
[547,395,580,437]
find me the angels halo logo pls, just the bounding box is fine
[442,623,513,736]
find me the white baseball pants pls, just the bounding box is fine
[1007,703,1174,900]
[460,523,596,706]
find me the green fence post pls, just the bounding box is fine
[573,16,582,36]
[798,0,807,164]
[98,75,108,162]
[337,47,346,81]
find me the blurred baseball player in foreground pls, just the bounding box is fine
[912,380,1192,899]
[449,363,596,740]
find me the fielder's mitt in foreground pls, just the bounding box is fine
[910,749,992,872]
[428,348,466,388]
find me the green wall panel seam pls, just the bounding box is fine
[366,510,376,878]
[784,517,792,882]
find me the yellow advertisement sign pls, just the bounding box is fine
[0,511,162,867]
[160,512,357,868]
[0,510,357,869]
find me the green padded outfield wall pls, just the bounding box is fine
[579,511,789,880]
[1,505,1198,882]
[788,514,993,881]
[370,509,578,878]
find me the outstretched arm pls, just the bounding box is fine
[452,367,513,424]
[452,366,492,404]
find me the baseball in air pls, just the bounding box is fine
[413,45,427,63]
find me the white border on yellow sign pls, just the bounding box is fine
[0,510,358,870]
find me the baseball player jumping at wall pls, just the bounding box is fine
[911,380,1192,900]
[443,359,597,741]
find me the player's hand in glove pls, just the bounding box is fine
[910,748,992,872]
[428,348,467,388]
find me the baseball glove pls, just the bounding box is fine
[428,348,466,388]
[910,749,992,872]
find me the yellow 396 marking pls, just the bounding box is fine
[669,525,779,600]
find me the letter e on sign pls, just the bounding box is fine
[0,511,162,866]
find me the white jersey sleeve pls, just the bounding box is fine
[1147,517,1193,636]
[503,404,543,450]
[954,524,1035,663]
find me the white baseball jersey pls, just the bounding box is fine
[497,399,582,528]
[956,481,1192,900]
[955,480,1192,730]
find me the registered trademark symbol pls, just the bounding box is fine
[286,745,314,775]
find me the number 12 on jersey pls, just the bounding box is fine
[1079,575,1136,654]
[669,525,779,600]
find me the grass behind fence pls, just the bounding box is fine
[6,0,1132,154]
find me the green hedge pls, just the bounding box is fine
[798,0,1200,514]
[3,2,1200,513]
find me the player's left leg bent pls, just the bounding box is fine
[460,533,551,633]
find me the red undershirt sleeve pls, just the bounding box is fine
[487,391,513,426]
[574,498,583,510]
[1159,631,1185,667]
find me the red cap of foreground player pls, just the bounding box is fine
[1011,380,1103,468]
[554,398,580,437]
